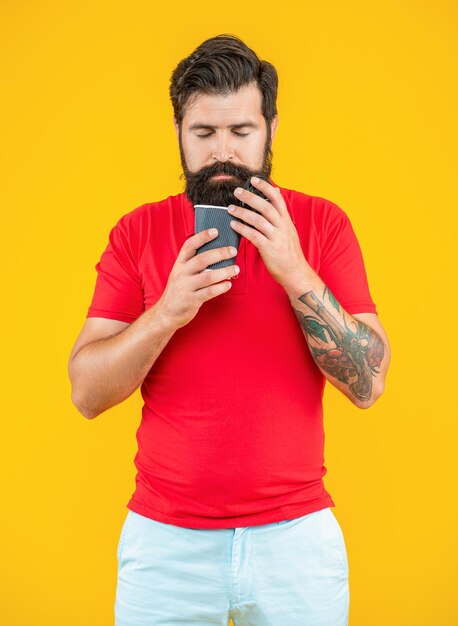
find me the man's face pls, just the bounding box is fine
[174,83,278,207]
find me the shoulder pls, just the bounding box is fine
[277,184,350,231]
[115,192,183,231]
[278,184,345,213]
[106,192,184,259]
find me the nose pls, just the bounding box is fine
[212,132,234,163]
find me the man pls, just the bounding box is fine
[68,34,390,626]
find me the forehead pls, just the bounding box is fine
[182,83,263,127]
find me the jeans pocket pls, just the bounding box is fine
[117,511,133,563]
[325,508,349,572]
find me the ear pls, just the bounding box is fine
[173,118,179,140]
[270,115,279,141]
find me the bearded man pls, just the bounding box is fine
[68,33,390,626]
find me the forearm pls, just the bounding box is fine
[70,300,177,419]
[283,267,388,408]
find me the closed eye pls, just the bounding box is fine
[197,131,249,139]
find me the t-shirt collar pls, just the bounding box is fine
[180,177,295,237]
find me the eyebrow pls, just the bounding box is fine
[188,121,258,131]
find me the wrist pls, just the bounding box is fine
[283,263,323,303]
[150,298,180,335]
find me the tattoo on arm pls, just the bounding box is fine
[292,287,385,401]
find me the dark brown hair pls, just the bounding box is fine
[169,34,278,127]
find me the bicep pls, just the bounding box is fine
[318,205,377,316]
[85,219,145,323]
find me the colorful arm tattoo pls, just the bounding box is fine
[292,287,385,401]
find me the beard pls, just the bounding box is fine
[178,125,274,207]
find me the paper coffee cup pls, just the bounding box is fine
[194,204,242,271]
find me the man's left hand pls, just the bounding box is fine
[228,177,310,291]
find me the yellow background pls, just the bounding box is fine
[1,1,457,624]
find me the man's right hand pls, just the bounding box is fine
[157,229,240,330]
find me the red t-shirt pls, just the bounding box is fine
[86,180,377,529]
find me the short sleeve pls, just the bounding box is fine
[318,202,378,315]
[86,218,145,323]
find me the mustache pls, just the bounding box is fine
[185,162,255,184]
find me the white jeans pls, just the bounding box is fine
[115,507,349,625]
